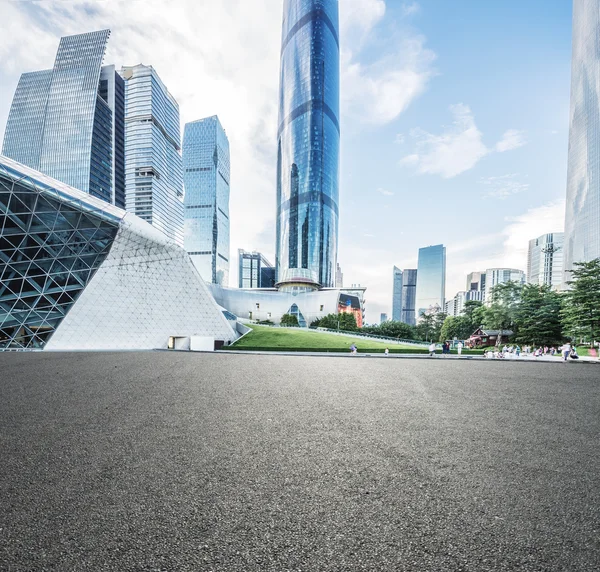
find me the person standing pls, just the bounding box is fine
[384,348,389,356]
[429,342,436,357]
[561,342,572,362]
[457,341,463,356]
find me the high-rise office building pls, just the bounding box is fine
[182,116,230,285]
[2,30,125,207]
[392,266,403,321]
[239,250,275,289]
[380,313,388,324]
[401,268,418,326]
[415,245,446,318]
[466,271,486,293]
[564,0,600,284]
[445,290,484,317]
[120,64,184,246]
[335,263,344,287]
[275,0,340,288]
[484,268,526,300]
[527,232,564,289]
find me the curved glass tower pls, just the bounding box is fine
[564,0,600,284]
[276,0,340,288]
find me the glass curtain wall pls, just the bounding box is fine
[276,0,340,287]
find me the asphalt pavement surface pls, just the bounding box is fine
[0,352,599,571]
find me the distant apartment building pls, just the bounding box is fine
[380,313,388,324]
[392,266,403,321]
[484,268,526,300]
[120,64,184,246]
[2,30,125,208]
[416,245,446,318]
[335,263,344,287]
[445,290,484,317]
[527,232,564,289]
[183,116,230,285]
[401,269,417,326]
[238,250,276,289]
[466,271,486,293]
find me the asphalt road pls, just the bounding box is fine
[0,352,599,571]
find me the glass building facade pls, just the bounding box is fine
[2,30,125,208]
[182,116,230,284]
[276,0,340,288]
[238,250,275,289]
[527,232,564,289]
[415,245,446,318]
[401,268,417,326]
[484,268,526,300]
[0,157,120,349]
[564,0,600,283]
[121,65,184,246]
[392,266,403,321]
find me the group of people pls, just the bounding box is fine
[482,343,579,361]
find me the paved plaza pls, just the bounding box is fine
[0,352,599,571]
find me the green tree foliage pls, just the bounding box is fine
[314,312,358,331]
[481,281,523,333]
[440,315,473,342]
[415,311,447,342]
[280,313,299,327]
[561,258,600,342]
[462,300,485,330]
[514,284,564,346]
[361,320,417,340]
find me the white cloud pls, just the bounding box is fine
[394,133,405,144]
[495,129,526,152]
[401,105,526,178]
[340,0,435,125]
[480,174,530,199]
[401,2,420,16]
[377,188,394,196]
[400,103,489,178]
[444,200,565,297]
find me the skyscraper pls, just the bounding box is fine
[120,64,184,246]
[380,313,388,324]
[484,268,526,300]
[183,116,230,285]
[564,0,600,283]
[527,233,564,289]
[415,245,446,318]
[466,271,486,293]
[239,250,275,289]
[275,0,340,288]
[2,30,125,207]
[401,268,418,326]
[392,266,403,321]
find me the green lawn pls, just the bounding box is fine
[224,325,483,354]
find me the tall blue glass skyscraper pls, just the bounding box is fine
[2,30,125,207]
[564,0,600,284]
[183,116,230,285]
[415,245,446,318]
[120,64,184,246]
[276,0,340,288]
[401,269,417,326]
[392,266,403,321]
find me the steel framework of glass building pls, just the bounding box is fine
[415,245,446,318]
[564,0,600,283]
[183,116,230,285]
[2,30,125,208]
[275,0,340,288]
[0,155,236,351]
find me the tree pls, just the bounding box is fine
[362,320,416,340]
[481,281,523,334]
[416,310,447,342]
[440,315,473,342]
[462,300,485,330]
[316,312,357,331]
[514,284,564,346]
[561,258,600,343]
[280,313,299,327]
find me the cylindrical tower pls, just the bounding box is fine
[275,0,340,289]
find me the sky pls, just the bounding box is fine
[0,0,573,323]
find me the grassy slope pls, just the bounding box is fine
[225,325,483,353]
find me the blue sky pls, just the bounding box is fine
[0,0,573,322]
